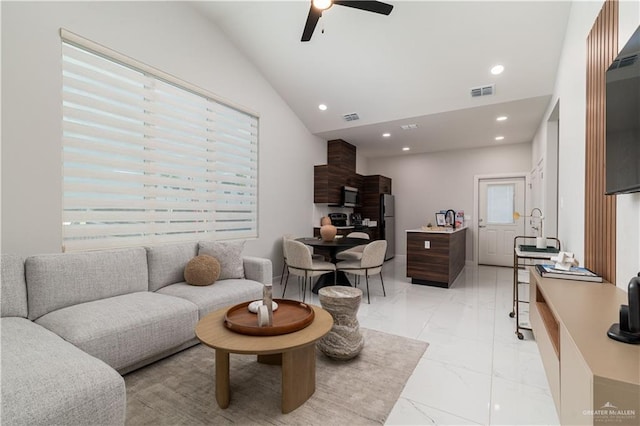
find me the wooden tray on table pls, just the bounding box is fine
[224,299,315,336]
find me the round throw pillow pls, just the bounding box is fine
[184,255,220,286]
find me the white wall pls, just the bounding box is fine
[0,2,326,269]
[368,143,532,260]
[529,106,560,239]
[531,0,640,290]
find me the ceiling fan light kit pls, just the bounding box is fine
[301,0,394,42]
[312,0,333,11]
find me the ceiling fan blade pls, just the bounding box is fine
[301,5,322,42]
[333,0,394,15]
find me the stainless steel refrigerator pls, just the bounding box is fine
[380,194,395,260]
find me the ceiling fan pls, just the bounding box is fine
[301,0,394,42]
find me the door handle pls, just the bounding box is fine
[479,225,487,228]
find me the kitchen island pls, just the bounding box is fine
[406,227,467,288]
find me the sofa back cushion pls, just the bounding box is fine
[146,242,198,292]
[1,254,28,318]
[198,240,246,280]
[26,248,148,320]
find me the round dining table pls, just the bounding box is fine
[296,237,369,293]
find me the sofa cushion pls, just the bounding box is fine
[26,247,148,320]
[157,278,263,319]
[1,254,28,318]
[35,292,198,372]
[146,242,199,292]
[198,240,245,280]
[184,255,220,286]
[1,317,125,425]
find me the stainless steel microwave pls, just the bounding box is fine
[342,186,359,207]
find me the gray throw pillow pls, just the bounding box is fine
[198,240,245,280]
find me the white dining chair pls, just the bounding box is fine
[336,240,387,304]
[283,239,336,302]
[280,234,324,288]
[335,232,370,261]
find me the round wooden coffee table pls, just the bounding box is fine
[195,304,333,414]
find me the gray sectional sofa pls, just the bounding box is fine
[1,241,271,426]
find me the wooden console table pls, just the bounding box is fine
[529,269,639,425]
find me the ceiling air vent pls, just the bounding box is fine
[400,124,418,130]
[343,112,360,122]
[471,84,495,98]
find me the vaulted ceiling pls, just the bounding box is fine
[193,1,572,158]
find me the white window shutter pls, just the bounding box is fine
[61,33,258,251]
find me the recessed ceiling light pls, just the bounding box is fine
[495,136,505,141]
[496,116,508,122]
[491,64,504,75]
[402,147,410,151]
[318,104,327,111]
[382,133,391,138]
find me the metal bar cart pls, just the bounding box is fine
[511,236,561,339]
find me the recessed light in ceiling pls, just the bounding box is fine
[402,147,410,151]
[382,133,391,138]
[496,116,508,122]
[495,136,505,141]
[318,104,327,111]
[491,64,504,75]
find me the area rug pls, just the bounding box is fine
[125,328,428,425]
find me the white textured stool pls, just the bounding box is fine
[317,286,364,360]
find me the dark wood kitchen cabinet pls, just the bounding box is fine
[314,164,339,204]
[327,139,356,171]
[314,165,362,204]
[366,175,392,195]
[314,140,362,204]
[313,140,391,219]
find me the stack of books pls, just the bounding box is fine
[535,264,603,282]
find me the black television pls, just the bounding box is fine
[605,25,640,195]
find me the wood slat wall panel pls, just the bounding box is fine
[585,0,618,283]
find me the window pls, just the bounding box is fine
[61,30,258,252]
[486,183,515,224]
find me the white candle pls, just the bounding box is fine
[257,305,269,327]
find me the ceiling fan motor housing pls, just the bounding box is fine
[301,0,394,42]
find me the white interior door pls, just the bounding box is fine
[478,178,526,266]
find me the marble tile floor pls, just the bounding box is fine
[279,256,559,425]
